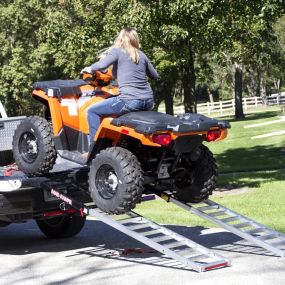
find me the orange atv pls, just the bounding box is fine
[12,70,230,214]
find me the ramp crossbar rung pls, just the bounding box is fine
[233,222,251,229]
[257,234,279,241]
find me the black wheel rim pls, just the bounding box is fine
[19,131,39,163]
[95,164,119,200]
[174,169,194,189]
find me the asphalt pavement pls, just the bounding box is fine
[0,218,284,285]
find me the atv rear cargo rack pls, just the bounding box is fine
[111,111,230,134]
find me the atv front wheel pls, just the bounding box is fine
[89,147,143,214]
[36,215,86,238]
[12,116,57,175]
[173,145,217,203]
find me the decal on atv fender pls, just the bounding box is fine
[60,99,78,116]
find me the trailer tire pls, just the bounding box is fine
[174,145,217,203]
[89,147,143,214]
[0,150,14,166]
[36,215,86,239]
[12,116,57,175]
[0,221,11,227]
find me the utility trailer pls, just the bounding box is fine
[0,100,25,166]
[0,166,284,272]
[0,164,89,236]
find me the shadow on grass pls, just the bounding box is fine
[218,110,280,123]
[215,144,285,175]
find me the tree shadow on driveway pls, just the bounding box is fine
[0,219,278,262]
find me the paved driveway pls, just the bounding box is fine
[0,219,284,285]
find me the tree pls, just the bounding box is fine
[0,0,109,115]
[1,0,284,118]
[210,0,285,118]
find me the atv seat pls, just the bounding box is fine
[111,111,229,134]
[33,79,87,98]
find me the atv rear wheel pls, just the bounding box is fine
[89,147,143,214]
[0,150,14,166]
[173,145,217,203]
[36,215,86,239]
[12,116,57,175]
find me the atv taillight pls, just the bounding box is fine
[152,134,172,146]
[203,129,222,142]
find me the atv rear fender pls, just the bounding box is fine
[93,118,160,147]
[92,111,229,150]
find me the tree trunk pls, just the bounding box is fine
[247,66,260,97]
[207,87,214,104]
[153,82,174,114]
[234,63,245,119]
[165,90,174,115]
[260,76,267,104]
[182,46,197,113]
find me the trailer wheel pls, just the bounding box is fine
[0,150,14,166]
[174,145,217,203]
[89,147,143,214]
[12,116,57,175]
[36,215,86,239]
[0,221,11,227]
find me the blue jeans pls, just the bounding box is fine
[87,97,153,143]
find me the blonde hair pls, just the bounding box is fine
[100,28,140,64]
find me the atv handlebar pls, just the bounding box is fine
[81,69,113,86]
[80,69,107,75]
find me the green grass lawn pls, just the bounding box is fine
[207,108,285,172]
[137,170,285,233]
[138,106,285,233]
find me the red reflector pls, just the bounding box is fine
[203,129,222,142]
[43,209,77,218]
[121,129,129,135]
[204,262,230,271]
[152,134,172,146]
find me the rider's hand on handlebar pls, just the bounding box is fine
[80,66,93,74]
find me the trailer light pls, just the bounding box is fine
[203,129,222,142]
[152,134,172,146]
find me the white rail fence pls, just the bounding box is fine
[172,93,285,115]
[197,97,262,115]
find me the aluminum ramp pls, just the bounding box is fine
[157,190,285,258]
[46,185,231,272]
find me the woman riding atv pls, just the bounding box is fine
[81,27,158,148]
